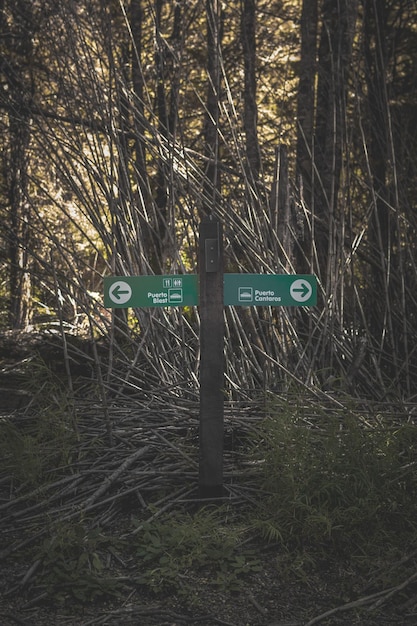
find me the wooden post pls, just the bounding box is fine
[198,216,224,497]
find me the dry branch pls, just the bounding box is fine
[80,445,151,511]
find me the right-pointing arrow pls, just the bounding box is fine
[290,279,312,303]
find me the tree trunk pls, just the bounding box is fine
[5,0,34,329]
[203,0,222,214]
[296,0,357,281]
[241,0,260,183]
[296,0,318,202]
[314,0,358,285]
[130,0,147,189]
[295,0,318,273]
[314,0,358,281]
[153,0,169,269]
[8,117,32,329]
[363,0,397,365]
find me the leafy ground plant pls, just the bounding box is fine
[0,359,78,487]
[132,506,262,594]
[33,522,127,604]
[23,507,260,607]
[250,396,417,562]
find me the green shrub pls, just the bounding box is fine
[0,361,78,487]
[250,400,417,554]
[133,506,261,594]
[34,523,126,604]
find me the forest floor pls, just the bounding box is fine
[0,553,409,626]
[0,331,415,626]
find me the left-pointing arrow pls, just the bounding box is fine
[109,280,132,304]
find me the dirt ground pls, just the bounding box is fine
[0,552,410,626]
[0,332,415,626]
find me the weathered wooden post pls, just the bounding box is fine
[104,220,317,499]
[198,216,224,497]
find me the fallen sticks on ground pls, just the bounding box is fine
[79,604,238,626]
[1,396,264,564]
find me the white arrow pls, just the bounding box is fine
[109,281,132,304]
[290,279,312,303]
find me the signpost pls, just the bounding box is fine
[104,274,198,308]
[198,217,224,497]
[104,221,317,497]
[224,274,316,306]
[104,273,316,309]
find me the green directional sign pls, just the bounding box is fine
[104,273,317,308]
[104,275,198,308]
[224,274,317,306]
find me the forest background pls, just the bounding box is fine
[1,0,417,400]
[1,1,417,623]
